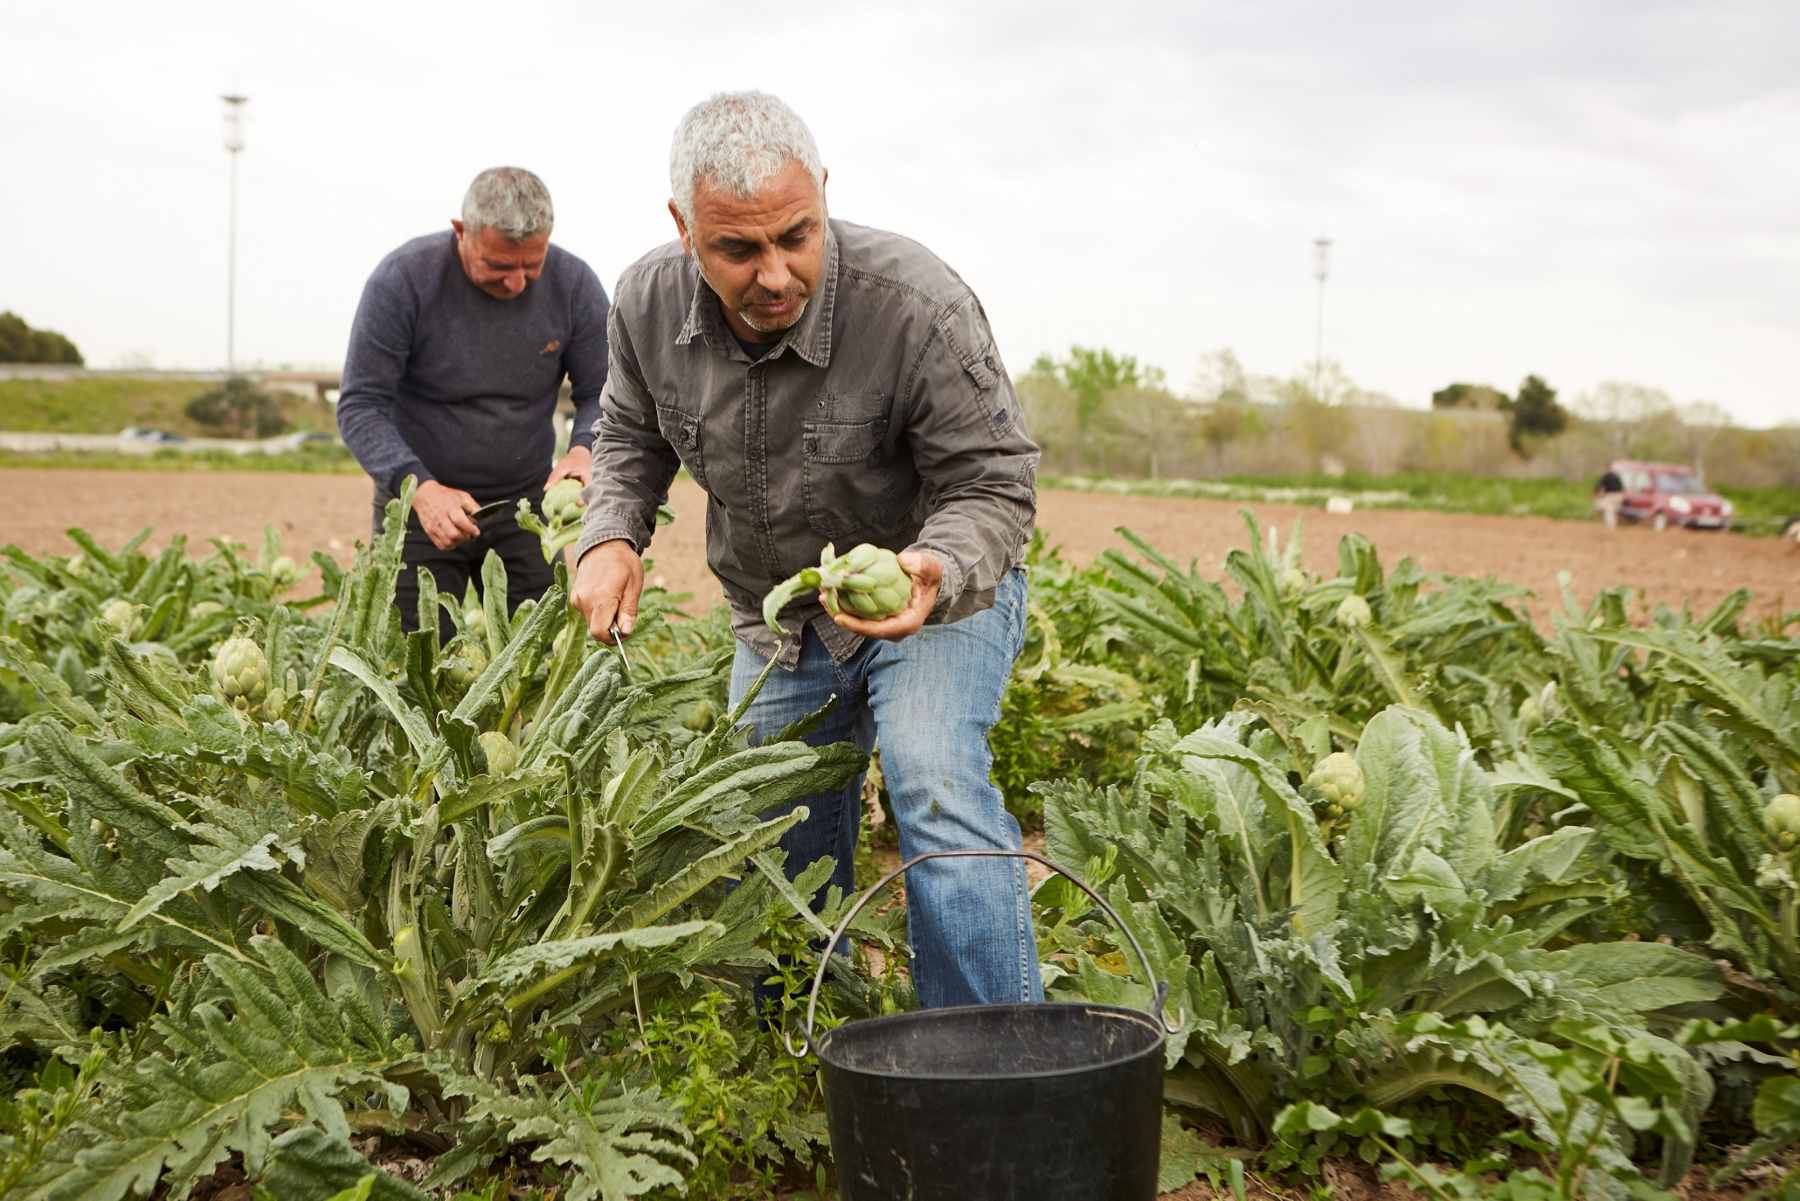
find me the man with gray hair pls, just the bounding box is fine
[570,93,1043,1009]
[338,166,609,636]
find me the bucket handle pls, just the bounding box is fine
[784,848,1179,1058]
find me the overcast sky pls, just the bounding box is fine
[3,0,1795,427]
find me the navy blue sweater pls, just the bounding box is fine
[337,231,609,504]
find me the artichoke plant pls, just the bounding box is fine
[763,542,913,635]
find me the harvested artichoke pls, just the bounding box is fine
[763,542,912,636]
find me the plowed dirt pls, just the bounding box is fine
[8,470,1795,625]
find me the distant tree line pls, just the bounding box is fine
[0,312,82,365]
[1016,345,1797,489]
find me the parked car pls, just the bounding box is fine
[273,431,338,451]
[1600,459,1731,531]
[117,426,186,445]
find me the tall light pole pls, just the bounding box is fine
[221,93,248,375]
[1311,236,1332,402]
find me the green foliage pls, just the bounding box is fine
[1031,344,1151,424]
[1275,1017,1698,1198]
[0,499,868,1200]
[5,505,1800,1195]
[1038,706,1719,1175]
[0,376,335,438]
[1509,373,1570,455]
[991,534,1149,825]
[611,990,828,1199]
[183,375,292,438]
[0,311,82,365]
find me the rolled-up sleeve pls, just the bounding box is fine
[900,293,1039,617]
[574,289,679,563]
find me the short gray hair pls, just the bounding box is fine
[669,92,823,226]
[461,167,554,240]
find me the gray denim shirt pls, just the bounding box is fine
[576,220,1039,667]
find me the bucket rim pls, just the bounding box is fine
[788,849,1181,1060]
[815,1001,1166,1083]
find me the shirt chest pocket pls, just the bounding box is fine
[655,403,709,491]
[801,416,913,540]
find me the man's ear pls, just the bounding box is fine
[667,200,692,256]
[451,218,466,240]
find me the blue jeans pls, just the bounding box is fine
[730,567,1042,1008]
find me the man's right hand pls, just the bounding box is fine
[571,540,643,644]
[413,480,481,550]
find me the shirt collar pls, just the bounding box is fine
[672,224,838,368]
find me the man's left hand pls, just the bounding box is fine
[545,444,593,489]
[827,550,943,642]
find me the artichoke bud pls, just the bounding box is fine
[442,641,488,693]
[684,698,720,732]
[765,544,912,633]
[1518,695,1542,730]
[267,555,301,591]
[1335,594,1373,629]
[483,1016,513,1045]
[190,600,227,621]
[543,478,585,523]
[478,731,520,776]
[211,636,270,705]
[1308,751,1364,811]
[1278,565,1307,598]
[1764,794,1800,845]
[99,598,140,639]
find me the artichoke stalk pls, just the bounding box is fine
[763,542,913,636]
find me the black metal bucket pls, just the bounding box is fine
[787,849,1175,1201]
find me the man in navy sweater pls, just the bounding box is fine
[337,167,609,635]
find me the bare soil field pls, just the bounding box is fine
[5,469,1796,625]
